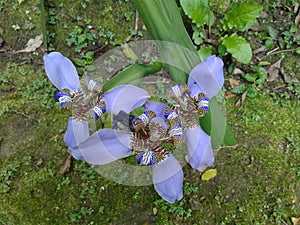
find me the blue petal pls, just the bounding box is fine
[184,125,214,171]
[144,102,168,119]
[102,85,150,114]
[63,117,89,160]
[188,55,224,98]
[152,154,183,203]
[71,129,133,165]
[43,52,81,93]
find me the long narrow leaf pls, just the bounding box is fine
[102,62,163,92]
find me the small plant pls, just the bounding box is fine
[153,182,197,220]
[180,0,262,64]
[72,51,96,75]
[0,162,20,193]
[66,25,96,53]
[97,25,115,45]
[230,66,267,99]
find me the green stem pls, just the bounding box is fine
[40,0,48,52]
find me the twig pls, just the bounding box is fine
[272,84,286,90]
[267,48,299,56]
[135,9,139,34]
[9,109,39,123]
[258,47,299,60]
[266,47,280,56]
[280,218,288,225]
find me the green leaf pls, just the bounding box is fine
[180,0,215,26]
[224,2,262,31]
[221,34,252,64]
[102,62,163,92]
[268,25,277,39]
[197,47,212,61]
[199,97,237,148]
[72,58,86,67]
[133,0,197,83]
[77,33,87,44]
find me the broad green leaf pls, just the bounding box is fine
[180,0,215,26]
[221,34,252,64]
[224,2,262,31]
[102,62,163,92]
[133,0,196,83]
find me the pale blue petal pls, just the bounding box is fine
[64,117,89,160]
[72,129,133,165]
[152,154,183,203]
[188,55,224,98]
[184,125,214,171]
[144,102,168,119]
[43,52,81,92]
[102,85,150,114]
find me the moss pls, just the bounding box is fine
[48,0,135,54]
[0,1,42,50]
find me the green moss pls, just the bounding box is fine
[0,1,42,49]
[48,0,135,54]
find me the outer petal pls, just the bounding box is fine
[102,85,150,114]
[64,117,89,160]
[72,129,133,165]
[144,101,168,119]
[188,55,224,98]
[184,125,214,171]
[152,154,183,203]
[43,52,80,92]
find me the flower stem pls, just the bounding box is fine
[40,0,48,52]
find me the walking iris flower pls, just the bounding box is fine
[146,55,224,171]
[43,52,150,161]
[44,52,223,204]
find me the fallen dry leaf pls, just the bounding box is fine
[235,91,247,109]
[281,66,300,83]
[60,154,72,176]
[253,45,265,55]
[292,217,300,225]
[232,68,244,75]
[267,58,282,82]
[224,90,236,99]
[15,34,43,53]
[229,77,241,88]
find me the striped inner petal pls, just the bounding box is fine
[169,122,183,138]
[93,104,106,120]
[137,150,155,166]
[54,90,72,108]
[198,96,209,112]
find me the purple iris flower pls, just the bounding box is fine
[127,110,183,203]
[43,52,150,161]
[146,55,224,171]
